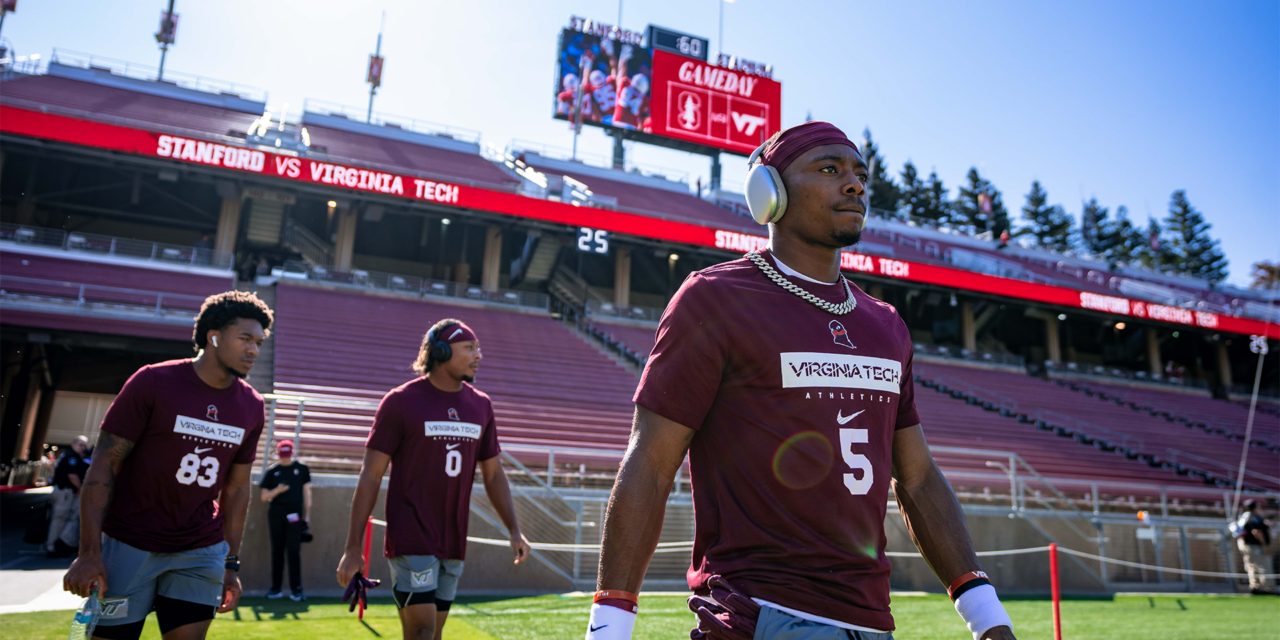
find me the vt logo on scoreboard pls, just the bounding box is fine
[649,49,782,155]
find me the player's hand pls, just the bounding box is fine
[510,531,531,565]
[64,553,108,598]
[218,570,241,613]
[981,626,1016,640]
[336,550,365,587]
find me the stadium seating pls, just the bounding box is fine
[0,73,260,139]
[269,282,640,468]
[586,320,656,361]
[1053,378,1280,449]
[0,248,233,296]
[913,360,1279,493]
[302,124,520,190]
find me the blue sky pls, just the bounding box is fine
[4,1,1276,287]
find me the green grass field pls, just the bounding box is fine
[5,593,1277,639]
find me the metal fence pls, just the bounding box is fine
[585,300,663,323]
[277,261,551,311]
[1,223,234,270]
[0,274,208,319]
[913,342,1026,368]
[50,48,268,103]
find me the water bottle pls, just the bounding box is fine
[67,589,101,640]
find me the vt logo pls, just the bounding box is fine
[830,320,855,350]
[411,569,434,587]
[101,599,129,619]
[731,112,766,136]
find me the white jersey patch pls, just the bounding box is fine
[424,421,483,439]
[780,352,903,393]
[173,415,246,445]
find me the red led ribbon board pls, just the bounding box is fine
[2,105,1274,339]
[647,49,782,156]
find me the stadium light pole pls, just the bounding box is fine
[718,0,737,58]
[367,11,386,123]
[156,0,176,82]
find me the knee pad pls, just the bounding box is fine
[154,594,216,634]
[393,588,437,610]
[92,619,146,640]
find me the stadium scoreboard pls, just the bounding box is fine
[554,16,781,157]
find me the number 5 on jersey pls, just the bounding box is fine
[176,453,219,487]
[839,428,873,495]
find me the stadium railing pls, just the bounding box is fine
[1045,359,1211,390]
[274,260,551,311]
[49,48,268,103]
[913,342,1026,369]
[302,98,483,145]
[0,223,235,270]
[0,274,208,320]
[584,299,662,323]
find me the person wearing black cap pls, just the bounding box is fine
[260,439,311,600]
[1232,500,1273,594]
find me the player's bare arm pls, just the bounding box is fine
[478,455,531,564]
[303,482,313,523]
[597,405,694,592]
[892,425,1015,640]
[64,430,135,597]
[337,447,392,586]
[217,462,253,613]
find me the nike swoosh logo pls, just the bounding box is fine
[589,625,608,632]
[194,447,213,454]
[448,328,464,340]
[446,444,461,450]
[836,410,865,425]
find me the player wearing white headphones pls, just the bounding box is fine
[64,291,273,640]
[337,318,531,640]
[587,122,1015,640]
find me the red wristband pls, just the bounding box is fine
[947,570,991,600]
[594,589,640,614]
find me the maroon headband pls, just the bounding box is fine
[438,322,478,344]
[761,121,860,175]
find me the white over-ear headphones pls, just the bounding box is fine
[211,335,219,348]
[743,142,788,225]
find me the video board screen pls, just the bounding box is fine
[647,49,782,156]
[554,29,654,132]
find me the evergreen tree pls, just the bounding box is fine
[1097,205,1145,268]
[859,129,901,215]
[899,161,928,220]
[920,170,951,224]
[1162,190,1229,283]
[1019,180,1075,253]
[1080,198,1109,256]
[953,167,1008,235]
[1135,217,1171,271]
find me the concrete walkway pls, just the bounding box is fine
[1,489,83,613]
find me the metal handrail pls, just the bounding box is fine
[1,223,234,270]
[50,49,268,102]
[0,274,208,316]
[277,260,551,311]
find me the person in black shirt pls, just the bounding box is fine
[46,436,90,556]
[260,439,311,600]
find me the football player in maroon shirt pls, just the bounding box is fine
[337,318,530,640]
[64,291,272,640]
[587,122,1016,640]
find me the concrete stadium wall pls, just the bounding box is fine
[240,483,1240,598]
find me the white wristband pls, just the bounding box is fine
[585,603,636,640]
[954,584,1012,640]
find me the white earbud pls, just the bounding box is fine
[211,335,219,348]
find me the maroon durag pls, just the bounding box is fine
[760,121,860,175]
[439,322,478,344]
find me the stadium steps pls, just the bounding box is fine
[241,281,276,397]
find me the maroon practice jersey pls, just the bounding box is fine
[634,251,920,631]
[366,377,501,560]
[100,359,265,553]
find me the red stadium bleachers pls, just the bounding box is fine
[269,282,641,468]
[587,320,657,360]
[0,73,260,139]
[913,360,1280,493]
[303,124,520,189]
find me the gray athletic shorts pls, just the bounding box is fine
[754,605,894,640]
[95,534,227,626]
[387,555,464,600]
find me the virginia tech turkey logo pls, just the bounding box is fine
[448,408,459,421]
[206,405,219,421]
[830,320,855,350]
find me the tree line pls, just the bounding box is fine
[858,130,1230,283]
